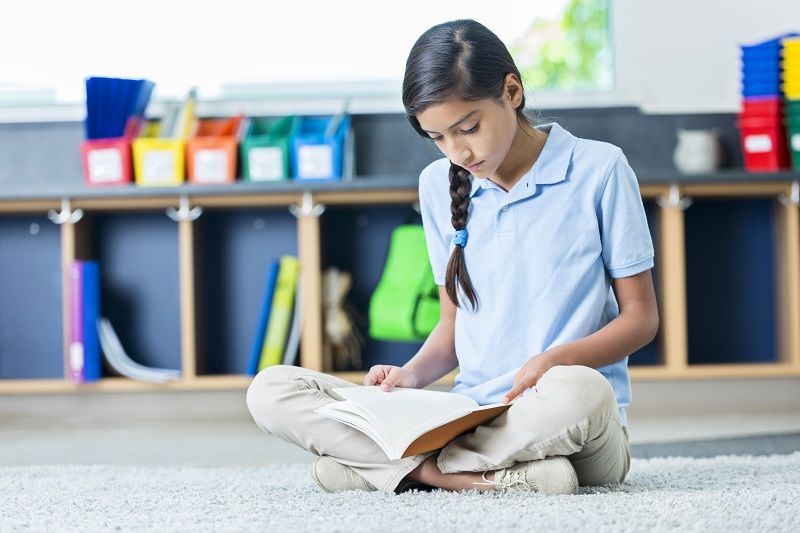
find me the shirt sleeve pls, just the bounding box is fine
[418,166,450,286]
[596,149,655,278]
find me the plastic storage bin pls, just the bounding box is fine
[786,114,800,170]
[738,115,791,171]
[240,116,299,181]
[80,136,133,186]
[132,121,186,187]
[290,114,351,181]
[186,116,243,184]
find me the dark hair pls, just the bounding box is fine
[402,19,531,310]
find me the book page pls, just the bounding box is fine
[331,386,480,457]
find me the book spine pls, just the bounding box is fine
[82,261,102,381]
[247,261,280,376]
[258,256,299,371]
[68,261,85,383]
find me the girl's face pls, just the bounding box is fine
[415,89,519,179]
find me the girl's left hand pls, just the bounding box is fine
[502,351,559,404]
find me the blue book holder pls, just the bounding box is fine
[290,114,351,181]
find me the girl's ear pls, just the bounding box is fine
[503,73,524,109]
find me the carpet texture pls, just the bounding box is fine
[2,452,799,532]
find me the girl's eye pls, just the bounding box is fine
[460,123,479,135]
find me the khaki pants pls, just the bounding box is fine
[246,364,630,493]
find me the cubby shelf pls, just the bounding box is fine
[1,173,800,395]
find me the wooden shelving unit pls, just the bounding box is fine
[2,174,800,395]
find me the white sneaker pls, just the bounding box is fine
[473,456,579,495]
[311,456,375,493]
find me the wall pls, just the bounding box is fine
[616,0,800,113]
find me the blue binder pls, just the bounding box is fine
[247,261,281,375]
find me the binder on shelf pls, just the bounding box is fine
[80,77,154,186]
[132,88,197,187]
[240,116,299,182]
[290,114,351,181]
[257,256,300,371]
[186,115,244,184]
[246,260,281,376]
[68,260,102,383]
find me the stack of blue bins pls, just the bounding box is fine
[741,36,786,99]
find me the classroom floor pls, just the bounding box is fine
[1,381,799,467]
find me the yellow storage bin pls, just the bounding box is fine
[132,121,186,187]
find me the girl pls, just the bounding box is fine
[246,19,658,495]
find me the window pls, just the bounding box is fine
[0,0,614,119]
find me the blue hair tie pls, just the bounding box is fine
[453,229,468,247]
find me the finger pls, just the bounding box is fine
[381,369,396,391]
[503,382,525,404]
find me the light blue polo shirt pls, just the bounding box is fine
[417,122,654,426]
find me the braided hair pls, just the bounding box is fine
[402,19,531,310]
[446,162,477,309]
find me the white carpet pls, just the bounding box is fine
[2,452,799,532]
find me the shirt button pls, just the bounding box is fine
[501,205,509,212]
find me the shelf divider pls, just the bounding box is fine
[297,196,324,371]
[775,183,800,367]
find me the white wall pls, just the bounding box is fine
[616,0,800,113]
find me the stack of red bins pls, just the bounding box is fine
[738,35,793,171]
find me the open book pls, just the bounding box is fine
[313,386,512,461]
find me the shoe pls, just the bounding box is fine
[311,455,375,493]
[472,456,579,495]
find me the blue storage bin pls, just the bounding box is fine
[741,83,781,98]
[740,33,799,61]
[741,58,781,73]
[290,114,351,181]
[742,72,780,86]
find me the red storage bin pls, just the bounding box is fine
[80,136,133,186]
[737,115,791,171]
[741,96,782,117]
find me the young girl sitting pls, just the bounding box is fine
[246,19,658,495]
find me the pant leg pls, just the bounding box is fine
[246,365,434,493]
[437,365,631,486]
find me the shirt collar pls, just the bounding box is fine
[467,122,576,198]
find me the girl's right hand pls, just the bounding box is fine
[363,365,418,391]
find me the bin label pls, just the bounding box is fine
[249,147,284,180]
[298,145,333,179]
[88,148,123,183]
[143,150,176,183]
[745,134,772,153]
[195,149,228,182]
[792,133,800,152]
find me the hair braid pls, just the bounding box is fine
[445,161,478,310]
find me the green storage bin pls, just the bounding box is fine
[786,114,800,170]
[786,99,800,117]
[240,116,299,181]
[369,225,440,341]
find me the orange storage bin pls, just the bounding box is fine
[186,116,244,184]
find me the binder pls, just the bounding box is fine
[68,260,101,383]
[257,256,300,371]
[246,260,280,376]
[68,262,85,383]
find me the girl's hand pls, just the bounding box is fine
[502,352,559,404]
[363,365,418,391]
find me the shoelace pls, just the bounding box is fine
[471,467,537,489]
